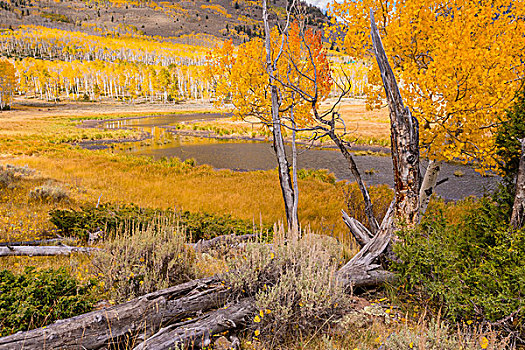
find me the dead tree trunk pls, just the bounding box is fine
[337,10,421,289]
[263,0,297,229]
[510,138,525,229]
[329,131,380,234]
[370,11,421,228]
[0,277,230,350]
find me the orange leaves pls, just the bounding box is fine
[329,0,525,172]
[208,22,332,127]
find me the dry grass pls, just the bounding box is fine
[195,98,391,147]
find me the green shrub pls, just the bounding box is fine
[92,215,196,302]
[0,267,95,336]
[393,191,525,337]
[49,203,268,242]
[496,87,525,182]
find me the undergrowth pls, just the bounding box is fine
[393,187,525,342]
[0,267,96,336]
[225,227,349,347]
[92,215,196,302]
[50,203,271,242]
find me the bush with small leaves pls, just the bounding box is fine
[29,182,69,203]
[225,228,348,345]
[92,215,196,302]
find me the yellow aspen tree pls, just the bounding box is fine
[0,58,17,110]
[329,0,525,173]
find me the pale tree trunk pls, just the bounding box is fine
[510,138,525,229]
[419,160,442,216]
[262,0,297,229]
[337,10,421,289]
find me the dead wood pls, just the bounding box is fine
[0,277,229,350]
[342,209,373,247]
[134,298,255,350]
[0,245,99,257]
[370,10,421,227]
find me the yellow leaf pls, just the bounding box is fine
[254,315,261,323]
[254,329,260,336]
[259,310,264,317]
[409,342,413,349]
[480,336,489,349]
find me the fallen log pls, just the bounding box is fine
[0,245,99,257]
[0,277,229,350]
[0,238,65,247]
[135,298,255,350]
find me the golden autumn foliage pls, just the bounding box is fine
[328,0,525,171]
[0,57,16,110]
[207,22,332,126]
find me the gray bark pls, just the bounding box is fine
[510,138,525,229]
[370,10,421,227]
[0,277,227,350]
[262,0,297,229]
[0,245,99,257]
[337,200,396,290]
[342,209,373,247]
[134,299,255,350]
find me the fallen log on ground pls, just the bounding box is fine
[135,298,255,350]
[0,277,229,350]
[0,245,99,257]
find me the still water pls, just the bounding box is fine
[99,113,500,201]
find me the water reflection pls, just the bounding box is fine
[102,114,500,200]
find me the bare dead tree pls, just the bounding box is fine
[262,0,298,230]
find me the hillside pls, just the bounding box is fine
[0,0,327,43]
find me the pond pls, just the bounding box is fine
[95,113,500,201]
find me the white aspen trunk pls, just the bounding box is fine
[419,160,442,216]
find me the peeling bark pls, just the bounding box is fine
[370,10,421,227]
